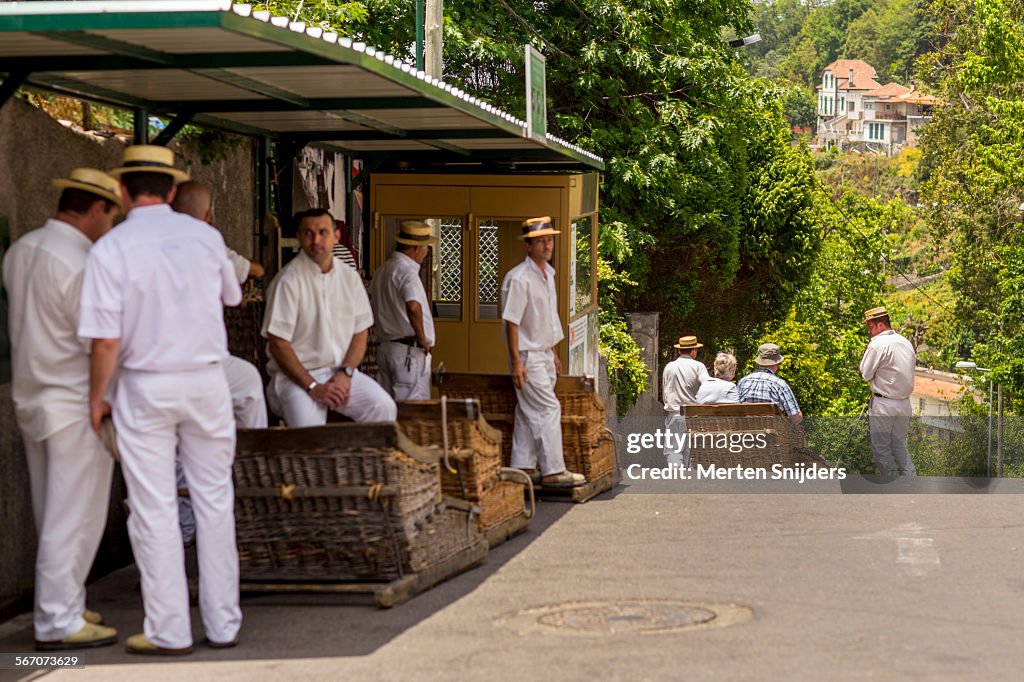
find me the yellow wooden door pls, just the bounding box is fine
[468,187,562,373]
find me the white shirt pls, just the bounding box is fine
[696,377,740,404]
[262,251,373,372]
[860,329,916,400]
[369,250,434,346]
[501,257,563,352]
[226,247,251,284]
[662,355,710,411]
[79,204,241,371]
[3,220,94,441]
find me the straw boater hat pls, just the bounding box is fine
[520,216,560,239]
[51,168,123,208]
[754,343,785,366]
[109,145,190,184]
[395,220,438,247]
[673,335,704,350]
[863,306,889,323]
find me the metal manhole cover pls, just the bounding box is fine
[498,600,753,637]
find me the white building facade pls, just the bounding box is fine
[816,59,938,155]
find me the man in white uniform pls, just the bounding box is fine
[501,216,585,488]
[369,220,437,401]
[860,306,917,476]
[3,168,121,651]
[661,336,709,465]
[262,208,396,425]
[171,180,267,428]
[171,181,268,545]
[80,145,243,655]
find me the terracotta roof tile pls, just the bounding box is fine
[822,59,881,91]
[912,375,970,402]
[863,82,912,99]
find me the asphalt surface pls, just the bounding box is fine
[3,483,1024,681]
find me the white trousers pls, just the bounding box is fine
[377,341,431,401]
[114,366,241,648]
[511,350,567,476]
[223,355,268,429]
[179,356,267,543]
[664,413,690,466]
[267,367,397,426]
[869,396,916,476]
[23,420,113,641]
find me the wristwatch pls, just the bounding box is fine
[306,380,318,393]
[341,367,355,378]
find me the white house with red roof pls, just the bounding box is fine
[816,59,939,154]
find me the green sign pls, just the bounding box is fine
[525,44,546,142]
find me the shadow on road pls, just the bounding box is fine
[0,489,624,675]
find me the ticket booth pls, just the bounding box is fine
[371,173,600,378]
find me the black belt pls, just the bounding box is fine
[390,337,421,348]
[873,393,893,399]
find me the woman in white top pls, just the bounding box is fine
[696,352,740,404]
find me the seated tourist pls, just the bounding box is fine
[696,352,740,404]
[736,343,803,425]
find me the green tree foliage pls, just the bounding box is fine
[747,189,903,416]
[917,0,1024,413]
[747,0,933,90]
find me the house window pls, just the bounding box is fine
[864,101,873,110]
[841,97,846,111]
[867,123,886,140]
[885,104,892,110]
[848,100,855,112]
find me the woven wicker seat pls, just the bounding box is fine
[437,373,617,481]
[680,402,821,467]
[233,423,485,583]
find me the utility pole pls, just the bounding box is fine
[425,0,443,77]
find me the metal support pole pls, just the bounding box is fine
[256,136,272,261]
[987,381,993,478]
[151,110,194,146]
[997,383,1004,477]
[133,107,148,145]
[415,0,425,72]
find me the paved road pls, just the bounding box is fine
[3,487,1024,681]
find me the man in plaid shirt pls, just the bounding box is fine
[737,343,803,425]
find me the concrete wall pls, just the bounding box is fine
[0,96,257,614]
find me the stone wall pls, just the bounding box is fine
[623,312,661,419]
[0,96,257,614]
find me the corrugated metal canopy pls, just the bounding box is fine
[0,1,603,170]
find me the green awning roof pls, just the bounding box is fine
[0,1,603,170]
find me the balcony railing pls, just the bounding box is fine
[871,112,907,121]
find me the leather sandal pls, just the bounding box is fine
[125,633,193,656]
[541,470,586,488]
[83,609,103,625]
[36,623,118,651]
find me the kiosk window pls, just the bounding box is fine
[434,216,463,320]
[478,220,500,319]
[571,215,594,315]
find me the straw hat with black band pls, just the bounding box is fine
[52,168,123,208]
[863,306,889,324]
[519,216,560,239]
[108,145,190,184]
[673,335,703,350]
[395,220,438,247]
